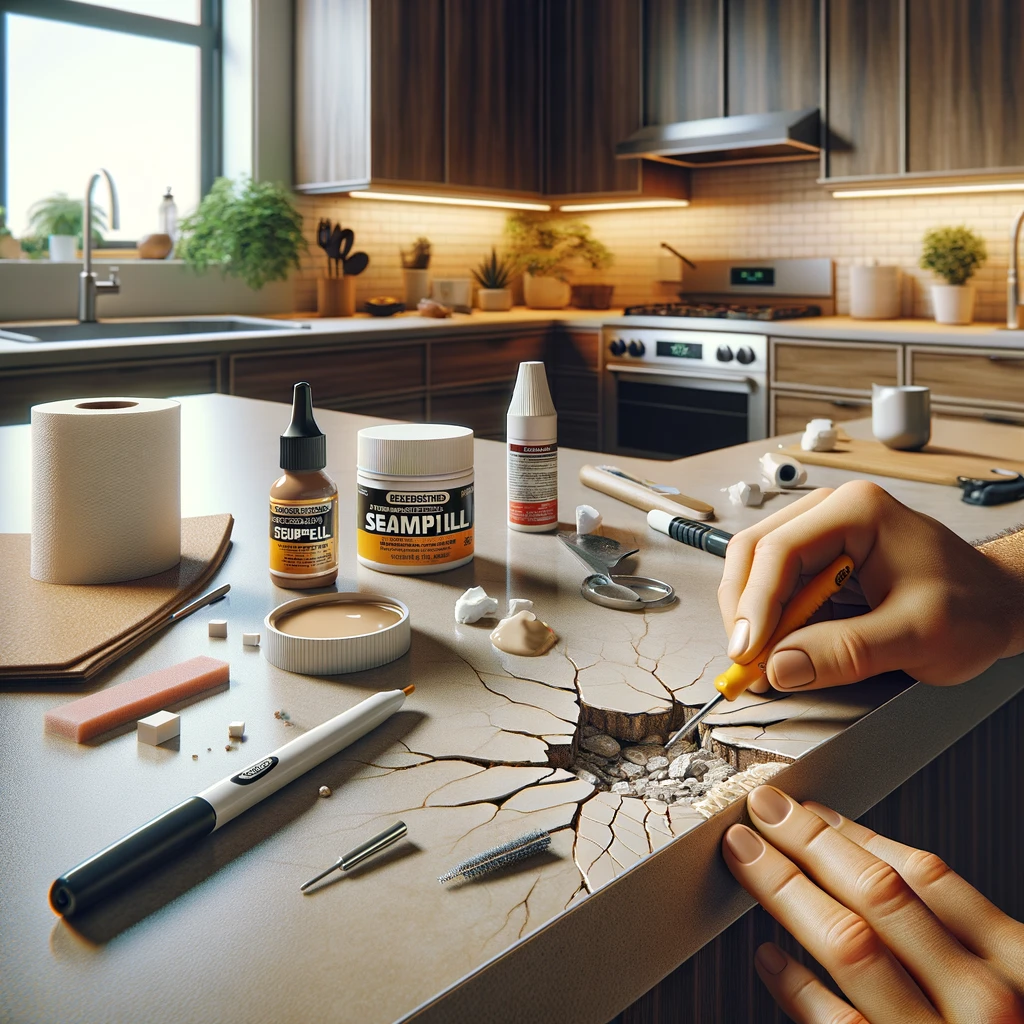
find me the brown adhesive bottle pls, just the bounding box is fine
[269,383,339,589]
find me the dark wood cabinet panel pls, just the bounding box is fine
[446,0,543,193]
[294,0,370,189]
[825,0,900,179]
[0,358,220,427]
[430,332,549,387]
[370,0,446,184]
[546,0,643,196]
[726,0,820,116]
[332,393,427,422]
[230,344,426,403]
[431,384,513,438]
[552,329,600,372]
[907,0,1024,173]
[643,0,721,124]
[552,373,600,416]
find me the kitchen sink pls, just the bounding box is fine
[0,317,311,344]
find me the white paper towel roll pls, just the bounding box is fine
[31,397,181,584]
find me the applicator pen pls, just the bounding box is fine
[647,509,732,557]
[49,685,415,917]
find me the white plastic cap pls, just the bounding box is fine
[507,361,556,442]
[357,423,474,476]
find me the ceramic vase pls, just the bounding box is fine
[402,268,430,308]
[931,284,975,325]
[477,287,513,311]
[523,272,571,309]
[872,384,931,450]
[48,235,76,262]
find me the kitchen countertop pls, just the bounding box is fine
[2,308,1023,369]
[2,396,1022,1024]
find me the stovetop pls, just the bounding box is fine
[623,301,822,321]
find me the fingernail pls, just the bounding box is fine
[749,785,793,826]
[755,942,787,976]
[805,801,842,827]
[770,649,816,689]
[727,619,750,659]
[724,824,765,865]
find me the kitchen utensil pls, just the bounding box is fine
[779,437,1024,487]
[558,531,638,570]
[660,242,697,269]
[316,219,332,276]
[597,464,681,495]
[580,464,714,520]
[872,384,931,450]
[326,224,343,277]
[558,533,674,611]
[338,227,354,262]
[343,251,369,276]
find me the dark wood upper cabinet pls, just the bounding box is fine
[643,0,721,125]
[546,0,644,196]
[447,0,543,193]
[907,0,1024,173]
[370,0,446,184]
[825,0,900,179]
[726,0,820,116]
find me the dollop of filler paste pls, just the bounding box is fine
[489,610,557,656]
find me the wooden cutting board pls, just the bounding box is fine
[780,437,1024,486]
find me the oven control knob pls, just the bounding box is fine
[609,338,626,356]
[628,340,645,357]
[716,345,734,362]
[736,346,756,365]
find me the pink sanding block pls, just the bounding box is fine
[44,655,230,743]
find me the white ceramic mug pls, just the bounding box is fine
[872,384,931,450]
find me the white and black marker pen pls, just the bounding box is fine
[49,685,415,917]
[647,509,733,558]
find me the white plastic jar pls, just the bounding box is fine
[356,423,475,574]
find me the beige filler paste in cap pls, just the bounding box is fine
[356,423,474,575]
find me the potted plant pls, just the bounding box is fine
[400,237,431,308]
[471,248,514,311]
[177,176,306,290]
[919,225,987,325]
[506,213,613,309]
[25,193,105,262]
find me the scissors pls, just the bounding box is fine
[558,533,676,611]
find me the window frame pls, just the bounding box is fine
[0,0,222,245]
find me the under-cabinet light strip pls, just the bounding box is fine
[348,191,551,212]
[558,200,691,212]
[833,183,1024,199]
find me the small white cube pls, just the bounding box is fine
[137,710,180,746]
[507,598,534,617]
[242,632,260,647]
[208,619,228,638]
[228,720,245,738]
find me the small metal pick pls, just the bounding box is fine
[300,821,408,892]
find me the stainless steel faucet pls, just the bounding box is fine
[79,168,121,322]
[1009,207,1024,330]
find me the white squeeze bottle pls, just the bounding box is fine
[507,361,558,532]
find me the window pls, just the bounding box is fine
[0,0,220,243]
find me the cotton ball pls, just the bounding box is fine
[454,586,499,624]
[721,481,763,507]
[507,598,534,617]
[801,418,838,452]
[575,504,603,535]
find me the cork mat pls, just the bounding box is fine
[780,438,1024,487]
[0,514,233,682]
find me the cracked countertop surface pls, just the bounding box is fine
[1,395,1023,1024]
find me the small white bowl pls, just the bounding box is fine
[263,592,410,675]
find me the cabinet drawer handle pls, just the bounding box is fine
[829,399,868,408]
[983,412,1024,425]
[986,354,1024,362]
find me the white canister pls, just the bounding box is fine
[849,265,901,319]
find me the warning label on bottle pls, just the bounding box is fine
[269,496,338,575]
[508,443,557,525]
[357,484,474,566]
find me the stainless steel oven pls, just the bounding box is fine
[601,327,768,459]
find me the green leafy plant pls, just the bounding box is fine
[401,236,431,269]
[919,225,987,286]
[471,247,514,289]
[0,207,10,240]
[25,193,105,248]
[505,213,612,280]
[177,177,307,290]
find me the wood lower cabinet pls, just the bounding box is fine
[430,331,548,388]
[550,328,601,451]
[431,384,512,440]
[0,357,220,427]
[907,346,1024,410]
[771,338,901,394]
[772,390,871,435]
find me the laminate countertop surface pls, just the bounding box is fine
[2,308,1024,369]
[1,396,1022,1024]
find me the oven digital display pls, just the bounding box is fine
[731,267,775,286]
[656,340,703,360]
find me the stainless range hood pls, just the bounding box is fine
[616,109,820,168]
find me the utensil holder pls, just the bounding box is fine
[318,276,356,317]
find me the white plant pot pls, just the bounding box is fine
[48,235,77,262]
[476,287,512,311]
[523,272,571,309]
[402,268,431,308]
[931,283,975,325]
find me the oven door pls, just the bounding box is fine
[604,364,768,459]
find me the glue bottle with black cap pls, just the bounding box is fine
[269,382,338,588]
